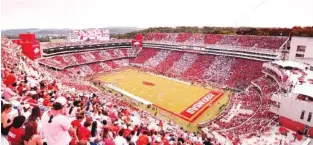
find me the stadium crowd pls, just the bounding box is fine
[2,31,288,145]
[38,48,133,69]
[144,33,288,52]
[2,37,218,145]
[130,48,265,90]
[39,47,270,91]
[40,39,131,49]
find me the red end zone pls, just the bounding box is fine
[153,90,223,123]
[180,91,222,118]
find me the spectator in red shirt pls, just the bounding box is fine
[110,122,120,134]
[71,114,84,129]
[42,98,51,106]
[123,126,131,137]
[17,82,25,96]
[8,116,26,145]
[3,72,16,87]
[27,94,39,107]
[77,121,91,140]
[69,127,79,145]
[137,130,149,145]
[77,139,89,145]
[158,121,163,128]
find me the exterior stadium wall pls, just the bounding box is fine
[271,94,313,137]
[289,37,313,60]
[279,116,313,137]
[271,94,313,127]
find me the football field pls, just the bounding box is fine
[98,69,230,125]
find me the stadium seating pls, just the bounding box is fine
[204,34,224,44]
[61,81,99,92]
[90,51,104,60]
[144,33,288,51]
[130,48,266,89]
[252,76,278,95]
[182,54,216,82]
[121,48,128,57]
[144,33,168,41]
[186,33,204,44]
[89,63,105,73]
[59,60,122,77]
[167,53,198,75]
[130,48,159,64]
[40,39,131,49]
[113,59,130,67]
[203,56,235,86]
[204,87,275,143]
[226,58,264,90]
[1,36,284,145]
[72,53,87,64]
[38,48,132,69]
[105,60,120,69]
[154,50,184,74]
[142,50,170,68]
[176,33,193,42]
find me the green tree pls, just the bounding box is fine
[112,26,313,39]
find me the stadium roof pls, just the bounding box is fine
[293,84,313,98]
[274,60,313,98]
[274,60,307,70]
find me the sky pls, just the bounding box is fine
[1,0,313,29]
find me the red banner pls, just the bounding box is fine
[19,33,36,43]
[18,33,41,60]
[135,33,143,40]
[21,41,41,60]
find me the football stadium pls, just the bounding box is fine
[1,1,313,144]
[2,30,313,145]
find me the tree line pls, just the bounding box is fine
[111,26,313,39]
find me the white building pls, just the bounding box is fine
[68,29,110,42]
[264,60,313,137]
[288,37,313,68]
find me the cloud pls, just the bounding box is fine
[1,0,312,29]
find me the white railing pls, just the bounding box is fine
[104,84,152,105]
